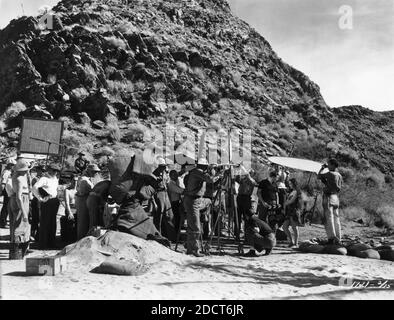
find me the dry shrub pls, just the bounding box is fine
[341,207,373,225]
[376,206,394,229]
[104,36,127,50]
[107,123,121,142]
[176,61,188,73]
[116,21,139,34]
[2,102,26,120]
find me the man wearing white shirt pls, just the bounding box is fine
[0,159,16,228]
[32,164,60,249]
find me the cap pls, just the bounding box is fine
[78,152,85,156]
[14,159,30,172]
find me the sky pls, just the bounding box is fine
[228,0,394,111]
[0,0,393,110]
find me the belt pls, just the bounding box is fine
[89,192,101,197]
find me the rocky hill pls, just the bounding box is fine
[0,0,392,174]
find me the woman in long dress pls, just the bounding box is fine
[8,159,31,259]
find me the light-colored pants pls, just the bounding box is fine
[323,194,341,241]
[183,196,211,253]
[76,196,89,240]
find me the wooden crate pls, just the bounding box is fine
[26,255,69,276]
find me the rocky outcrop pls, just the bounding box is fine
[0,0,392,173]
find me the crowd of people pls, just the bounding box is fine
[0,151,343,260]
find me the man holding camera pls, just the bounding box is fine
[183,159,213,257]
[318,159,343,245]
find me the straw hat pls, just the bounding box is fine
[197,158,209,166]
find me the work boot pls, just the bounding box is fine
[186,250,204,257]
[244,249,257,257]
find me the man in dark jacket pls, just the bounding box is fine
[183,159,213,257]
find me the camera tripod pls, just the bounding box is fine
[203,167,244,256]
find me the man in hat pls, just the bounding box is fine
[235,165,257,239]
[76,164,102,239]
[318,158,343,245]
[8,159,31,259]
[152,157,176,241]
[74,152,89,175]
[32,164,61,249]
[183,158,213,257]
[257,171,280,232]
[0,158,16,228]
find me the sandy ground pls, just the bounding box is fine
[1,215,393,300]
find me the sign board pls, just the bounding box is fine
[19,118,64,156]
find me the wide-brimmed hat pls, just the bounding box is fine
[14,159,30,172]
[87,164,101,172]
[197,158,209,166]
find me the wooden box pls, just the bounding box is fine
[26,255,68,276]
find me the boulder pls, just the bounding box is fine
[347,243,372,256]
[171,51,189,63]
[323,245,347,256]
[378,250,394,262]
[299,242,325,254]
[92,259,145,276]
[355,249,380,260]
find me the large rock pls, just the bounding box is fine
[355,249,380,260]
[323,245,347,256]
[347,243,372,256]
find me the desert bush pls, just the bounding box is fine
[70,87,89,101]
[338,167,355,183]
[2,102,26,120]
[176,61,188,73]
[376,206,394,229]
[276,138,291,151]
[99,146,115,157]
[278,128,293,140]
[107,123,122,142]
[116,21,139,34]
[104,36,127,50]
[107,80,134,99]
[192,67,205,80]
[341,207,373,225]
[292,136,327,162]
[337,148,359,167]
[192,86,204,100]
[384,175,393,184]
